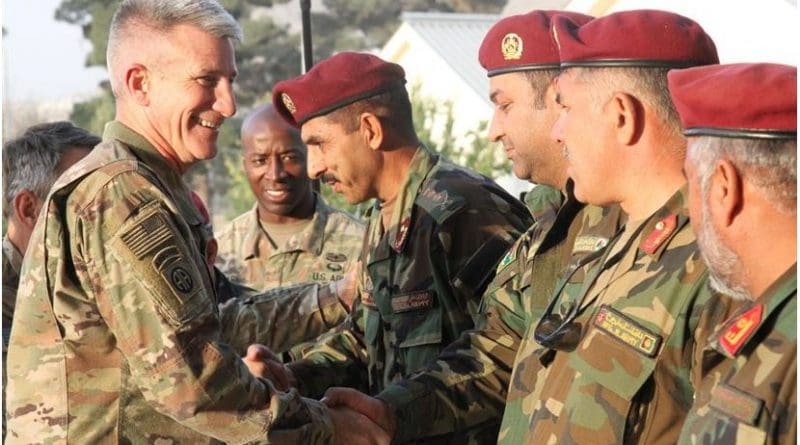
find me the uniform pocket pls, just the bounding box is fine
[389,291,443,373]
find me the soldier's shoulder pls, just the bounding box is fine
[56,139,150,205]
[419,161,518,223]
[321,204,365,232]
[216,209,255,242]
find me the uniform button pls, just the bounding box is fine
[655,221,665,231]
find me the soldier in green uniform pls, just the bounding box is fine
[316,10,621,444]
[1,121,97,440]
[493,11,729,445]
[669,63,796,445]
[216,104,365,293]
[259,50,531,441]
[4,1,380,443]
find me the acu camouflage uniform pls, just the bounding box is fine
[215,197,364,292]
[379,183,622,443]
[679,265,797,445]
[498,186,735,445]
[4,122,353,444]
[287,146,531,437]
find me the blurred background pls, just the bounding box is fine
[2,0,797,228]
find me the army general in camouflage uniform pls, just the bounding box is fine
[261,51,532,442]
[4,1,365,443]
[216,104,364,293]
[494,11,735,445]
[671,63,797,445]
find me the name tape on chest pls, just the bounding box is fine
[709,383,763,425]
[391,291,434,313]
[572,236,609,253]
[594,305,662,357]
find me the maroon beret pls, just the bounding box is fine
[553,9,719,68]
[668,63,797,139]
[478,10,593,77]
[272,51,406,128]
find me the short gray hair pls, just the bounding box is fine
[688,136,797,214]
[107,0,242,95]
[567,66,682,139]
[2,122,100,218]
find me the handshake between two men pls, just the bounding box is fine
[243,344,397,445]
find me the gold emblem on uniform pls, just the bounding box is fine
[281,93,297,114]
[501,33,524,60]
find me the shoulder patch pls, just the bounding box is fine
[111,202,211,327]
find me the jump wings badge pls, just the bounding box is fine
[501,33,523,60]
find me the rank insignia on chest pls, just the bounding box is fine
[394,217,411,251]
[719,304,763,356]
[640,214,677,254]
[594,305,662,357]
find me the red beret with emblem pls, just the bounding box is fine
[478,10,593,77]
[668,63,797,139]
[272,51,406,128]
[553,9,719,68]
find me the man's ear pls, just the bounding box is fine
[708,158,744,228]
[13,190,42,231]
[126,63,151,106]
[359,113,384,151]
[607,92,644,145]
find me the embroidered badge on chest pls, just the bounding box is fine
[594,305,662,357]
[719,304,763,356]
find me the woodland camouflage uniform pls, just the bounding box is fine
[286,145,532,443]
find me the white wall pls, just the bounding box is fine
[382,24,493,150]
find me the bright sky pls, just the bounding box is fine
[2,0,108,103]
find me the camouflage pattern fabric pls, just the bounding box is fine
[215,198,365,292]
[286,146,531,428]
[2,236,22,361]
[498,186,734,445]
[378,185,623,444]
[678,265,796,445]
[4,121,345,444]
[2,236,23,441]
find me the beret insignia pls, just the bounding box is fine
[501,33,523,60]
[281,93,297,114]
